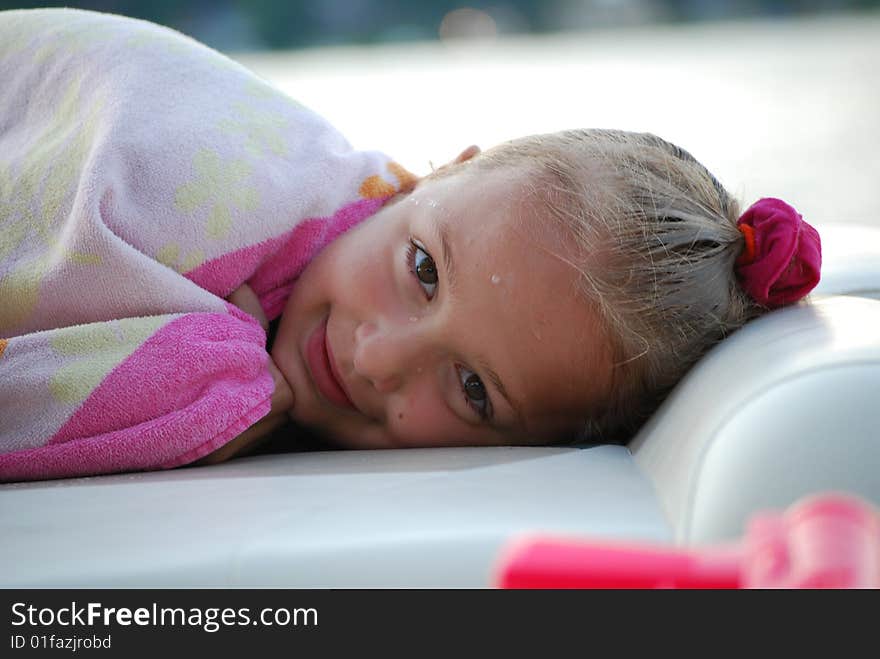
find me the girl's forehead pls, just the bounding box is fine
[412,163,560,239]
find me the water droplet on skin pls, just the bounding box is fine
[491,274,501,285]
[427,199,439,208]
[532,328,543,341]
[409,316,419,323]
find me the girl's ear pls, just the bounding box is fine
[453,144,481,164]
[402,145,482,197]
[426,144,481,178]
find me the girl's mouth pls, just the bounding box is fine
[305,316,354,411]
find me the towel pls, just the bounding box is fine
[0,8,415,481]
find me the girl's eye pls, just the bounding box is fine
[458,366,492,422]
[407,241,438,299]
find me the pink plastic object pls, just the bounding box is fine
[494,493,880,589]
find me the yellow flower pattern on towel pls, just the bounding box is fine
[0,339,8,360]
[124,27,194,57]
[0,77,103,333]
[48,317,166,405]
[32,17,118,66]
[218,101,291,158]
[174,148,260,240]
[0,164,29,264]
[156,243,205,274]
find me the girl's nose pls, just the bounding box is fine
[353,320,428,394]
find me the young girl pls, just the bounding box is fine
[0,9,821,481]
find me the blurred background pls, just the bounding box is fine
[4,1,878,226]
[2,0,876,51]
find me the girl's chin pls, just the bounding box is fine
[284,395,397,449]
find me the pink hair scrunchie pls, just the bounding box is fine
[735,197,822,308]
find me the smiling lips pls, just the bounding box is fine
[305,316,354,411]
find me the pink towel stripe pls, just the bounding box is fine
[0,395,270,482]
[0,310,272,481]
[184,197,387,319]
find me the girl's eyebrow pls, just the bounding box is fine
[430,217,525,429]
[429,217,457,295]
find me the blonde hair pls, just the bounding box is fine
[435,129,764,442]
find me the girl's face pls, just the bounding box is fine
[272,165,613,449]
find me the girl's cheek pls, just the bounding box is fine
[269,330,291,359]
[387,388,460,447]
[339,246,398,313]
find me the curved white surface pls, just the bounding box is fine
[631,296,880,543]
[686,364,880,544]
[0,445,669,587]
